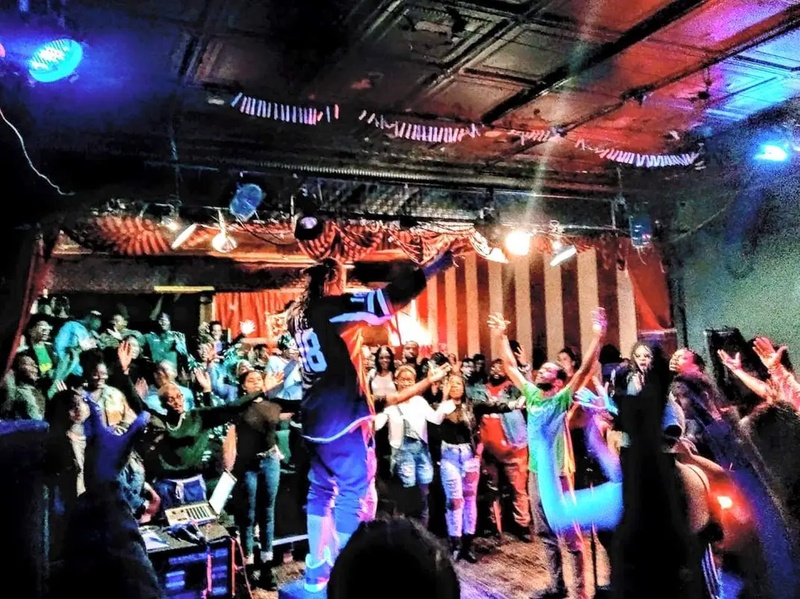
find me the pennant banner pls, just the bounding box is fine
[358,110,480,144]
[228,93,700,168]
[231,93,340,125]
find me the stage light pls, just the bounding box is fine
[754,143,788,162]
[229,183,264,222]
[293,192,324,241]
[717,495,733,510]
[505,230,532,257]
[485,247,509,263]
[170,223,198,250]
[211,231,237,253]
[550,239,577,266]
[212,211,237,253]
[28,38,83,83]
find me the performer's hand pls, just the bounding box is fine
[84,399,150,489]
[575,376,617,416]
[423,250,455,279]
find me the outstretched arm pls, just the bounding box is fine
[487,313,528,391]
[531,404,622,532]
[568,308,607,391]
[385,362,450,406]
[717,350,770,400]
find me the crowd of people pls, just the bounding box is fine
[2,251,800,599]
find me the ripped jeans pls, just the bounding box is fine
[440,442,480,537]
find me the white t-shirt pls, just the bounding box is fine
[375,396,455,449]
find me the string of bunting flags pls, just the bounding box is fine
[229,93,699,168]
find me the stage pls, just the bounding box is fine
[260,534,610,599]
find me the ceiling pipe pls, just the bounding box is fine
[480,0,710,124]
[562,3,800,134]
[144,158,617,200]
[496,2,800,163]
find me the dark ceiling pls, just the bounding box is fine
[1,0,800,218]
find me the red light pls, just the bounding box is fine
[717,495,733,510]
[0,43,5,59]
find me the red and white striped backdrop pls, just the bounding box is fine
[394,249,639,361]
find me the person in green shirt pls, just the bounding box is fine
[488,307,607,599]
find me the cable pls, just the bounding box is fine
[0,104,74,196]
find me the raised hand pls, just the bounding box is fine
[513,344,528,366]
[717,349,742,372]
[240,320,256,336]
[134,378,149,400]
[591,307,608,336]
[193,367,212,393]
[264,370,285,392]
[117,339,134,373]
[574,376,617,416]
[753,336,787,371]
[487,312,509,334]
[84,399,150,488]
[427,362,451,383]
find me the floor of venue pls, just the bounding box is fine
[259,534,610,599]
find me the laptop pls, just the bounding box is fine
[164,471,237,527]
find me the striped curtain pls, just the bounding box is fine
[405,245,669,361]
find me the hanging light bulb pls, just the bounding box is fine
[211,210,237,253]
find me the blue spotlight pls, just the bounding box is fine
[754,143,789,162]
[28,39,83,83]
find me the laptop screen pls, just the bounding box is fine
[209,471,237,514]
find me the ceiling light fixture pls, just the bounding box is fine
[549,220,576,267]
[170,223,198,250]
[28,38,83,83]
[292,190,324,241]
[211,210,237,253]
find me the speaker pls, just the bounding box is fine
[0,420,48,599]
[147,523,234,598]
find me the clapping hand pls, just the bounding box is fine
[84,399,150,489]
[574,376,617,417]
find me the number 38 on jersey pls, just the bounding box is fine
[294,329,328,373]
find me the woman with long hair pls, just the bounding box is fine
[438,373,524,562]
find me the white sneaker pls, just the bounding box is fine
[303,547,334,593]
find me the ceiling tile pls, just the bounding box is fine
[545,0,675,33]
[567,41,707,96]
[414,76,523,121]
[739,28,800,70]
[652,0,792,51]
[193,38,284,90]
[368,4,499,65]
[473,25,601,81]
[506,88,619,127]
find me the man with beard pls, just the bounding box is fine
[489,308,607,599]
[472,358,530,541]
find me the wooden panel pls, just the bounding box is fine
[415,76,523,121]
[548,0,675,33]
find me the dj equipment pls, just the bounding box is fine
[146,523,234,599]
[164,471,236,527]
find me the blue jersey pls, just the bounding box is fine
[288,268,427,441]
